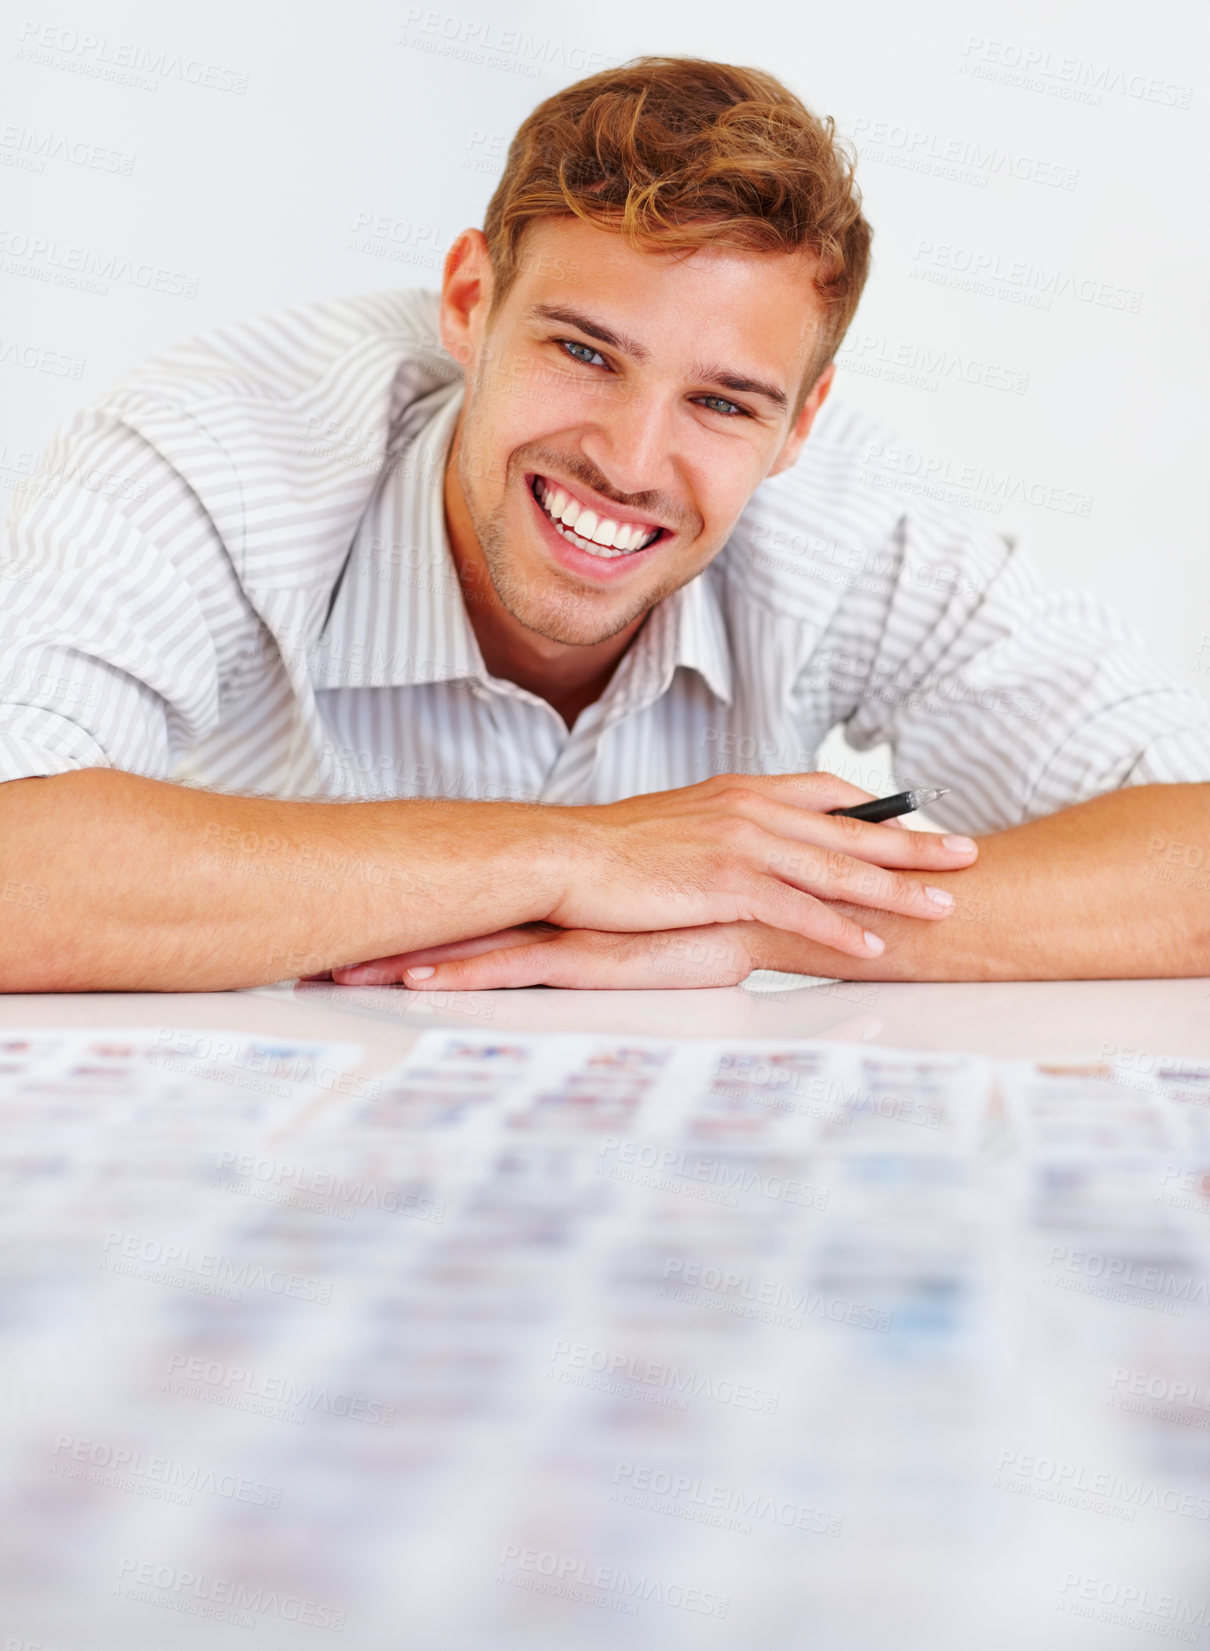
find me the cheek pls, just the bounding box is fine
[690,444,766,534]
[478,349,583,426]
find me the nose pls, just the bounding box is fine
[578,385,681,506]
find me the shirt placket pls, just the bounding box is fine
[538,647,668,804]
[469,676,568,802]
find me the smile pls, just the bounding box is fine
[530,475,664,559]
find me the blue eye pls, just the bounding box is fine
[560,339,606,367]
[698,395,745,417]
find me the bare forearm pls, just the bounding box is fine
[751,783,1210,982]
[0,769,563,992]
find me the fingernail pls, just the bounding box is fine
[406,966,436,980]
[942,835,976,854]
[864,931,885,955]
[925,885,954,909]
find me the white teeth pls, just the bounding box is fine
[533,477,658,557]
[568,530,627,556]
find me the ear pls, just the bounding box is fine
[439,228,494,368]
[767,363,835,478]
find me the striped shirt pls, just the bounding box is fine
[2,285,1209,835]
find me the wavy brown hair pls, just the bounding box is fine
[483,56,871,396]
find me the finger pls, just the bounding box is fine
[403,933,635,991]
[733,876,888,958]
[403,929,754,991]
[726,789,978,869]
[753,837,958,924]
[332,926,557,985]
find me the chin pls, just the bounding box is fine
[505,572,648,648]
[521,600,642,650]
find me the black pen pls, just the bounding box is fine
[828,786,950,823]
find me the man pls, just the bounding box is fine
[1,57,1208,993]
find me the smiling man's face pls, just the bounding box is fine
[440,216,834,652]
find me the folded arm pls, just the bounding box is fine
[751,781,1210,982]
[0,768,976,992]
[348,782,1210,989]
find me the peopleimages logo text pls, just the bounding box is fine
[114,1558,343,1629]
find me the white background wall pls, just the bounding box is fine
[3,0,1207,784]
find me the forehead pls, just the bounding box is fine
[503,216,827,379]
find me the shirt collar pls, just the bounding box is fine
[310,378,733,709]
[599,566,733,720]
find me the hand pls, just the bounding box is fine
[325,922,759,990]
[325,896,939,990]
[538,771,976,962]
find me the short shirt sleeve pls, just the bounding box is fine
[0,403,266,784]
[830,507,1210,833]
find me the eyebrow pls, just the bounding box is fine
[690,362,788,414]
[529,303,789,414]
[530,304,649,359]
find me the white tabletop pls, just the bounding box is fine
[3,971,1206,1070]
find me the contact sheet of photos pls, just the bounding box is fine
[1,1028,1208,1648]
